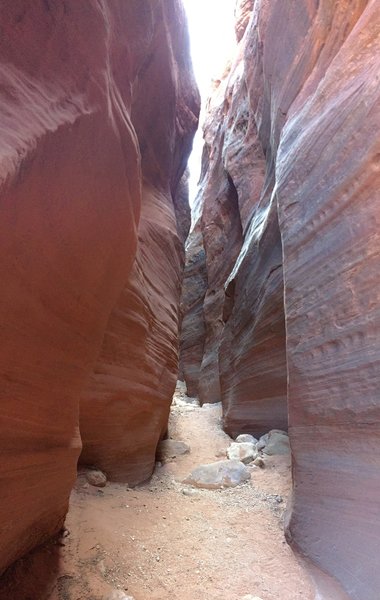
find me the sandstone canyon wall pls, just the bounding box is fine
[79,2,199,485]
[180,0,380,598]
[0,0,198,575]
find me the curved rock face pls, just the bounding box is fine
[275,3,380,599]
[79,1,199,484]
[181,4,286,431]
[180,0,380,597]
[0,0,198,574]
[178,219,207,397]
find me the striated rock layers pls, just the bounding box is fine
[181,0,380,598]
[0,0,198,575]
[79,1,199,485]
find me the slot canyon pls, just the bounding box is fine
[0,1,379,599]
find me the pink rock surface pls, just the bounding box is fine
[275,3,380,599]
[181,0,380,597]
[79,2,199,484]
[0,0,198,574]
[178,220,207,397]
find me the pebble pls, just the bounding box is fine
[182,488,198,496]
[86,469,107,487]
[253,457,265,468]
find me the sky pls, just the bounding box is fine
[182,0,237,203]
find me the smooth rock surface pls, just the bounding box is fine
[227,442,257,464]
[0,0,198,574]
[79,2,200,485]
[183,460,251,490]
[0,0,141,574]
[178,221,207,398]
[180,0,380,597]
[180,0,288,431]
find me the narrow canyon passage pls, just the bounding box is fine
[0,1,379,600]
[0,387,315,600]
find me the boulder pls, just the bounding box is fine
[183,460,251,489]
[262,431,290,456]
[227,442,257,464]
[235,434,258,444]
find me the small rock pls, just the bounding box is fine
[262,430,290,455]
[202,402,221,409]
[235,434,258,444]
[253,456,265,468]
[227,442,257,464]
[157,439,190,462]
[241,596,264,600]
[183,460,251,489]
[182,488,198,496]
[86,469,107,487]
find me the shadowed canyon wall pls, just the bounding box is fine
[79,2,199,485]
[0,0,198,575]
[180,0,380,598]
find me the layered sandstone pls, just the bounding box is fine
[0,0,198,574]
[178,219,207,398]
[181,0,380,597]
[79,2,199,484]
[182,4,287,433]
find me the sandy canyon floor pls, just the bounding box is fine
[0,394,316,600]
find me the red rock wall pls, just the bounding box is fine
[180,0,380,597]
[275,3,380,599]
[0,0,198,574]
[79,1,199,484]
[178,219,207,397]
[181,3,286,433]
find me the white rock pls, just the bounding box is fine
[227,442,257,464]
[241,596,264,600]
[183,460,251,489]
[235,434,258,444]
